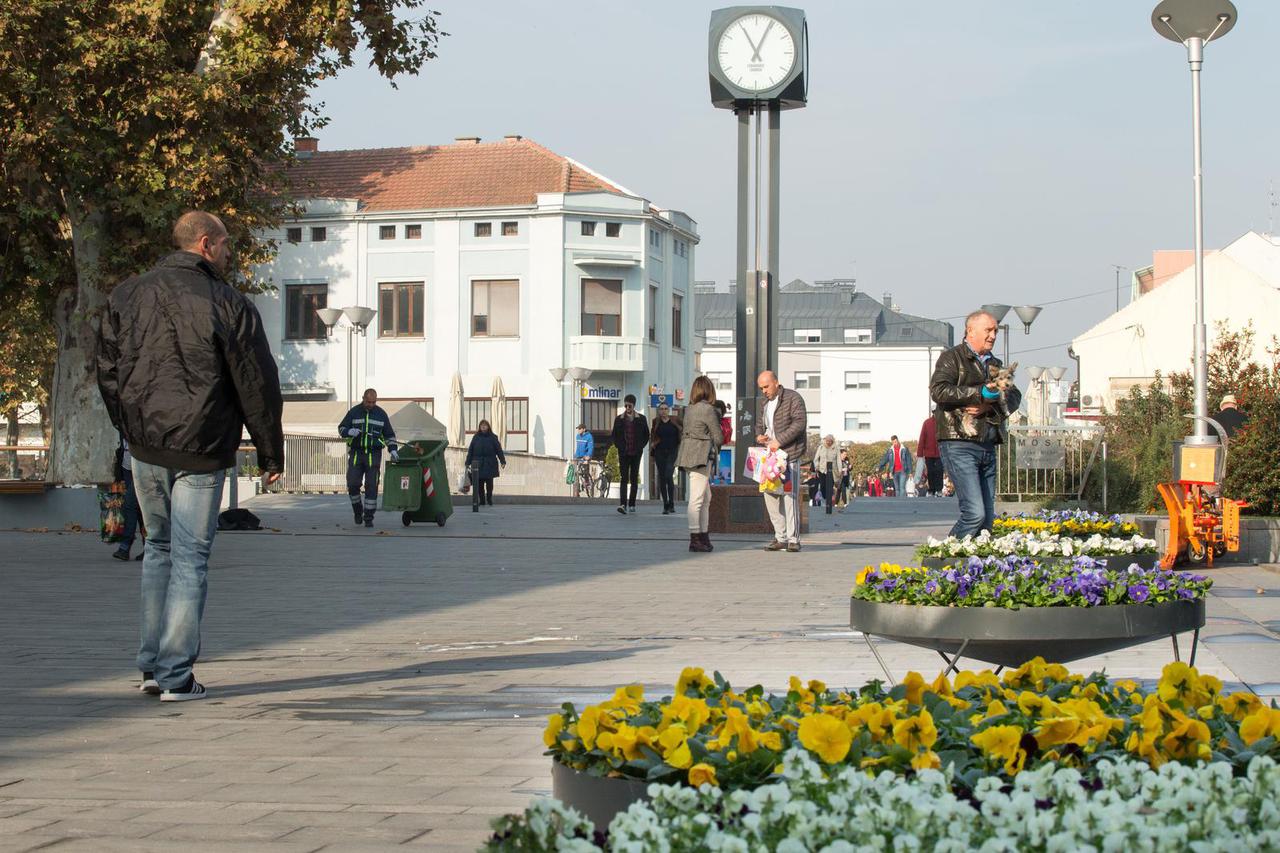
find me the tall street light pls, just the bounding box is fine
[980,303,1043,364]
[1152,0,1237,446]
[550,366,593,462]
[317,306,377,410]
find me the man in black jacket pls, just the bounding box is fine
[338,389,398,526]
[610,394,649,514]
[929,310,1021,538]
[97,211,284,702]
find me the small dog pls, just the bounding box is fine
[958,361,1018,439]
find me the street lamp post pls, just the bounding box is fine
[1152,0,1237,446]
[980,303,1043,364]
[549,366,593,469]
[317,306,376,411]
[1026,366,1046,425]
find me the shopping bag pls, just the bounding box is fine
[99,481,126,543]
[565,464,575,485]
[743,446,768,484]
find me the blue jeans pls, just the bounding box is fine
[131,461,225,689]
[892,471,908,498]
[940,441,997,538]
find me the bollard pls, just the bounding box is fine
[471,462,480,512]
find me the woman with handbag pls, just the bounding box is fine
[675,376,722,553]
[464,420,506,506]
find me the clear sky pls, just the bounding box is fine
[311,1,1279,371]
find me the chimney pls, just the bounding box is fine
[454,136,481,145]
[294,136,318,158]
[882,292,893,309]
[504,134,523,142]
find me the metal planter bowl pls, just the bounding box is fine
[550,760,650,833]
[917,553,1160,570]
[850,598,1204,669]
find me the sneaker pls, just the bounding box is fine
[617,505,626,515]
[160,678,206,702]
[764,540,787,552]
[112,548,130,561]
[139,672,160,695]
[786,542,801,553]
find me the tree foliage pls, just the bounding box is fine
[0,0,445,482]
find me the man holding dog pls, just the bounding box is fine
[929,310,1021,538]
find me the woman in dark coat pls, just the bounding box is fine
[465,419,507,506]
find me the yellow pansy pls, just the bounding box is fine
[798,713,853,764]
[930,672,953,698]
[658,724,692,769]
[597,722,645,760]
[720,707,761,754]
[892,710,938,752]
[661,695,711,734]
[688,763,718,787]
[970,699,1010,727]
[955,669,1002,694]
[1239,707,1280,747]
[758,730,783,752]
[1125,728,1163,767]
[851,702,894,739]
[1157,662,1211,707]
[1112,679,1140,696]
[1218,691,1264,722]
[577,706,607,750]
[543,713,565,748]
[1162,712,1211,761]
[676,667,714,696]
[910,750,941,771]
[855,565,874,585]
[1034,717,1082,749]
[602,685,644,715]
[971,725,1028,775]
[902,671,926,706]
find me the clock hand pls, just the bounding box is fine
[739,22,761,61]
[751,20,775,62]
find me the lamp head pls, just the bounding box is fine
[1048,366,1068,381]
[1152,0,1236,43]
[1027,366,1046,381]
[549,367,568,383]
[342,305,376,331]
[980,303,1011,324]
[567,367,592,382]
[1013,305,1042,334]
[315,307,343,331]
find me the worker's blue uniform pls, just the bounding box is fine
[338,404,396,524]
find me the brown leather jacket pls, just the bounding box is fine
[757,387,809,462]
[929,343,1021,444]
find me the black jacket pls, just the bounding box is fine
[97,251,284,473]
[465,432,507,479]
[929,343,1021,445]
[610,413,650,459]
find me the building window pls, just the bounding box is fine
[648,285,659,342]
[405,224,422,240]
[582,399,616,450]
[808,411,822,430]
[471,279,520,337]
[900,326,915,338]
[673,239,688,258]
[581,221,597,237]
[286,227,302,244]
[582,278,622,336]
[379,225,396,240]
[377,281,424,338]
[502,221,519,237]
[671,293,683,349]
[706,371,733,392]
[284,284,327,341]
[705,328,733,345]
[606,222,622,238]
[474,222,492,237]
[463,397,490,434]
[844,371,871,390]
[794,372,820,390]
[844,328,873,343]
[794,329,821,343]
[505,397,529,452]
[649,229,662,250]
[844,411,872,432]
[310,226,327,242]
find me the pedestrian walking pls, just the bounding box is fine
[610,394,649,514]
[930,309,1022,537]
[111,437,145,561]
[877,436,914,499]
[812,434,839,515]
[917,410,944,496]
[339,388,398,527]
[836,448,852,509]
[755,370,807,552]
[650,402,681,514]
[676,376,722,552]
[96,211,283,701]
[464,419,507,506]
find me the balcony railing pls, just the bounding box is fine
[568,335,646,372]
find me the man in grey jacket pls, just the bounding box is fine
[755,370,808,551]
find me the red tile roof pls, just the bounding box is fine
[284,137,628,212]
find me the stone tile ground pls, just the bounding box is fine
[2,495,1277,851]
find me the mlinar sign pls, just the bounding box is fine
[582,386,621,400]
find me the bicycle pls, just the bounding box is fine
[574,458,612,500]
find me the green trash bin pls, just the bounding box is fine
[383,439,453,527]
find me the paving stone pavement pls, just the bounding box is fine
[3,494,1279,851]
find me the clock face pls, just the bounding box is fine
[717,13,796,93]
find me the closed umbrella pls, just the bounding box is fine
[490,376,507,447]
[448,372,465,447]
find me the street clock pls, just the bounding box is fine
[709,6,808,109]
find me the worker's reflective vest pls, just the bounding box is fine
[338,404,395,465]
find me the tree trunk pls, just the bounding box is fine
[46,208,116,486]
[5,414,18,479]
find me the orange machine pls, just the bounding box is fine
[1156,440,1246,568]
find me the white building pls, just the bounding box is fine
[694,280,954,443]
[251,135,699,465]
[1071,231,1280,413]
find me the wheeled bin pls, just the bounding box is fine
[382,439,453,527]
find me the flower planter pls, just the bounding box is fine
[918,553,1160,571]
[850,598,1204,670]
[550,759,650,833]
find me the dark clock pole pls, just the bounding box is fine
[709,6,808,483]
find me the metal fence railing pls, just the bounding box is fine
[276,433,349,493]
[0,444,49,481]
[997,426,1104,503]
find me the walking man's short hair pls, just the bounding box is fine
[172,211,226,250]
[964,310,996,333]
